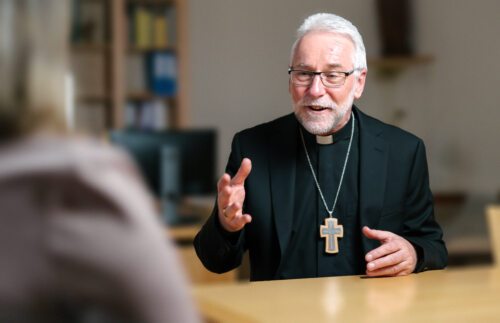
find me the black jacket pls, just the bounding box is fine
[194,107,447,281]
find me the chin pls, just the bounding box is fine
[294,110,336,135]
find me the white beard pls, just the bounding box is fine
[293,90,355,135]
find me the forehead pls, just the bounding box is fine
[292,31,354,69]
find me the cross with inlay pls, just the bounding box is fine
[320,217,343,254]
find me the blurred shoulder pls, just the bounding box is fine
[0,134,156,220]
[0,133,140,182]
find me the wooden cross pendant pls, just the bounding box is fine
[320,217,343,254]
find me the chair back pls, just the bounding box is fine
[487,205,500,266]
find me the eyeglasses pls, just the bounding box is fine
[288,68,356,88]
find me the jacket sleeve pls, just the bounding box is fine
[402,139,448,272]
[193,133,247,274]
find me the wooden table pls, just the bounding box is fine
[167,224,238,284]
[193,266,500,322]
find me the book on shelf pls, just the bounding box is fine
[126,54,147,94]
[146,51,177,97]
[125,99,170,131]
[129,4,175,49]
[126,51,177,98]
[70,0,106,45]
[153,14,169,48]
[134,6,153,49]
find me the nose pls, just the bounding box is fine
[308,74,326,98]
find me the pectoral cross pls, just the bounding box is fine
[320,217,343,254]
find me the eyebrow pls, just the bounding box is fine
[294,63,345,70]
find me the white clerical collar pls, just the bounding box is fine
[316,135,333,145]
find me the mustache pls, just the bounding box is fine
[298,97,336,109]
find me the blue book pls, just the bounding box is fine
[146,51,177,96]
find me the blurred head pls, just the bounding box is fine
[0,0,69,141]
[289,13,367,135]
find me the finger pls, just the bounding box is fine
[365,241,400,262]
[362,226,393,242]
[222,213,252,233]
[229,213,252,229]
[231,158,252,185]
[217,184,232,210]
[367,249,405,272]
[217,173,231,192]
[366,260,411,277]
[223,202,242,221]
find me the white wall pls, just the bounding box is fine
[187,0,500,204]
[188,0,378,172]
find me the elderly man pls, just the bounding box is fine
[195,13,447,281]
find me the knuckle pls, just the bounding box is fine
[373,260,382,270]
[225,209,234,219]
[395,253,404,263]
[371,249,380,258]
[389,242,401,252]
[233,216,245,227]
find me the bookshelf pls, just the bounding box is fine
[70,0,188,134]
[69,0,104,134]
[70,1,226,286]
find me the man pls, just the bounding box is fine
[194,13,447,281]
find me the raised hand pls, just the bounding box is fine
[363,226,417,277]
[217,158,252,232]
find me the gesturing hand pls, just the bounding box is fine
[217,158,252,232]
[363,226,417,277]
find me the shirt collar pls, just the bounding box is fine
[315,114,354,145]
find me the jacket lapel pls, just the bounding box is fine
[357,108,389,253]
[269,114,298,260]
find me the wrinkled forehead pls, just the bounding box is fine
[292,31,355,68]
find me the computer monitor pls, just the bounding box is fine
[109,129,216,224]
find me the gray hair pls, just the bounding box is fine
[0,0,69,139]
[290,13,367,71]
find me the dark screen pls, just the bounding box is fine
[109,129,216,197]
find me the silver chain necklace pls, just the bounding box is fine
[299,112,355,218]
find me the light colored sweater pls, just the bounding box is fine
[0,134,199,323]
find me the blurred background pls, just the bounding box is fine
[69,0,500,282]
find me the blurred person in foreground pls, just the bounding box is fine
[195,13,447,281]
[0,1,199,322]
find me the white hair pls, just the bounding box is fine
[290,13,367,71]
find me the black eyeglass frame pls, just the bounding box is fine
[287,67,357,88]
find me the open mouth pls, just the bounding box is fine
[306,105,330,112]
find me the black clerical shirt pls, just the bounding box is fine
[280,112,365,279]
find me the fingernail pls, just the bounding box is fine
[368,263,375,269]
[366,254,373,261]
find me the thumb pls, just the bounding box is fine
[362,226,392,241]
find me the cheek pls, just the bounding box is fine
[291,87,305,104]
[325,89,343,103]
[325,86,352,103]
